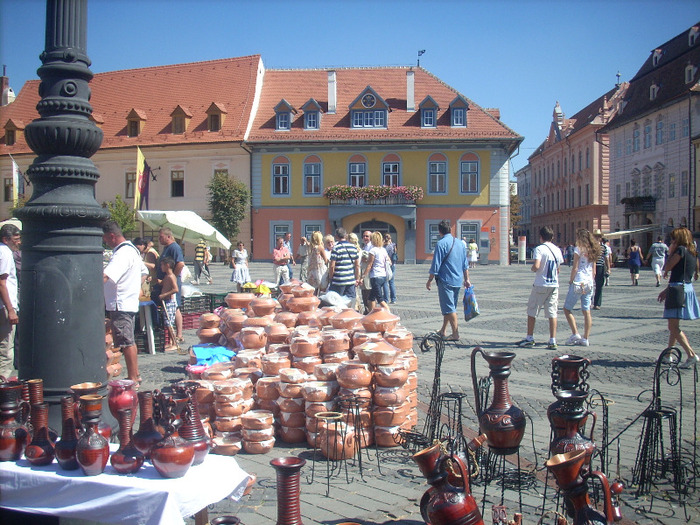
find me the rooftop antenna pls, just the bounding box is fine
[616,71,621,87]
[417,50,425,67]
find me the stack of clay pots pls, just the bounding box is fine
[241,409,275,454]
[276,368,307,443]
[209,375,254,455]
[302,365,340,449]
[197,312,222,344]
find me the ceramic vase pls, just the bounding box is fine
[132,390,163,458]
[24,402,55,466]
[55,395,80,470]
[270,456,306,525]
[150,391,195,478]
[108,379,139,421]
[0,381,30,461]
[110,408,144,474]
[75,394,110,476]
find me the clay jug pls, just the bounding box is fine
[24,402,55,466]
[110,408,144,474]
[75,394,110,476]
[470,348,526,455]
[70,382,111,438]
[270,456,306,525]
[25,378,58,443]
[548,389,596,467]
[132,390,163,458]
[150,391,195,478]
[108,379,139,421]
[420,454,484,525]
[55,395,80,470]
[175,384,210,465]
[361,306,400,333]
[0,381,30,461]
[551,354,591,395]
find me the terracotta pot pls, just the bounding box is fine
[279,410,306,428]
[329,309,365,330]
[107,379,139,421]
[225,292,256,310]
[277,381,305,399]
[214,416,243,433]
[267,343,291,355]
[55,395,79,470]
[278,293,294,310]
[197,327,222,344]
[215,398,249,418]
[250,296,278,316]
[319,422,356,460]
[402,352,419,372]
[374,425,401,447]
[150,432,195,478]
[318,306,342,326]
[75,395,110,475]
[202,363,234,381]
[355,340,398,365]
[255,377,280,400]
[232,368,262,386]
[296,310,323,327]
[132,391,163,459]
[110,408,145,474]
[223,311,248,334]
[279,367,308,384]
[235,350,264,370]
[292,356,322,375]
[278,425,307,443]
[212,433,242,456]
[242,426,275,442]
[274,311,298,328]
[290,336,321,357]
[25,402,55,466]
[407,372,418,391]
[199,312,220,329]
[279,280,301,294]
[239,327,267,349]
[291,283,316,297]
[338,387,372,401]
[306,431,319,448]
[212,380,244,397]
[322,351,350,363]
[314,362,340,381]
[341,408,372,429]
[305,400,337,418]
[374,363,409,387]
[286,296,320,313]
[277,396,304,413]
[403,409,418,429]
[241,410,274,430]
[265,323,290,344]
[262,354,291,376]
[321,330,351,354]
[352,330,384,347]
[243,437,275,454]
[373,403,411,427]
[243,315,274,328]
[255,398,279,416]
[0,381,30,462]
[384,329,414,351]
[362,307,400,333]
[302,381,339,402]
[336,362,372,389]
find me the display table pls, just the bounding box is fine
[0,445,251,525]
[139,300,157,354]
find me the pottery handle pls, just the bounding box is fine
[587,470,616,525]
[470,346,484,418]
[447,453,471,495]
[586,409,597,442]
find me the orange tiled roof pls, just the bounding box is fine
[247,67,521,144]
[1,55,262,155]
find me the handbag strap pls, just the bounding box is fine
[437,236,457,276]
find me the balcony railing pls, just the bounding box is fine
[621,196,655,214]
[329,195,418,206]
[324,185,423,206]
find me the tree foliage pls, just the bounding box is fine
[207,172,250,242]
[103,195,137,234]
[509,192,522,232]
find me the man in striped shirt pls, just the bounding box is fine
[328,227,360,301]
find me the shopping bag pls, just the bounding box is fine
[463,285,480,322]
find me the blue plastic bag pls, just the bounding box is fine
[463,286,480,322]
[192,344,235,367]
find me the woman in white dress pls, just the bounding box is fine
[467,239,479,269]
[230,241,251,291]
[306,231,328,293]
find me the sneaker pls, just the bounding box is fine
[575,338,589,347]
[190,280,199,285]
[547,342,558,350]
[566,334,582,345]
[679,355,700,369]
[517,338,535,348]
[390,300,396,304]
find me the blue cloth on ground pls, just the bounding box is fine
[192,344,235,366]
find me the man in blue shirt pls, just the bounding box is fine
[154,227,185,342]
[426,220,470,341]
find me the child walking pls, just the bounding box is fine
[158,257,179,352]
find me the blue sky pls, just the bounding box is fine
[2,0,699,174]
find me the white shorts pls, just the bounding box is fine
[527,285,558,319]
[651,257,664,276]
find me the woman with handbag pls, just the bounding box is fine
[658,227,699,368]
[562,229,601,347]
[362,231,391,312]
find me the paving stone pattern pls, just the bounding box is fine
[136,261,698,525]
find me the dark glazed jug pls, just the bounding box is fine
[0,381,30,461]
[132,390,163,458]
[110,408,144,474]
[24,402,55,466]
[150,391,195,478]
[470,348,526,455]
[75,394,110,476]
[55,395,80,470]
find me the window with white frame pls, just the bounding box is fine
[302,223,323,241]
[428,161,447,194]
[422,109,436,128]
[682,118,689,137]
[649,84,659,100]
[273,162,290,195]
[644,122,652,148]
[460,159,479,194]
[427,222,441,252]
[681,171,689,196]
[669,122,676,141]
[125,171,136,199]
[382,162,400,186]
[351,110,386,128]
[305,112,319,130]
[276,113,290,131]
[685,65,695,84]
[656,119,664,144]
[271,223,291,252]
[348,162,366,187]
[459,222,479,244]
[452,107,465,127]
[303,162,321,195]
[171,170,184,197]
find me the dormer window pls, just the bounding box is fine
[206,102,227,132]
[652,49,662,66]
[126,109,147,137]
[3,119,22,146]
[449,95,469,127]
[274,99,296,131]
[301,99,322,130]
[419,96,439,128]
[350,87,388,129]
[650,83,659,101]
[170,105,192,134]
[685,64,696,84]
[5,129,14,146]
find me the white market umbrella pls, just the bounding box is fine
[137,210,231,250]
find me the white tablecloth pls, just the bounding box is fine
[0,445,250,525]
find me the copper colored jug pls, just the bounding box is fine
[0,381,30,462]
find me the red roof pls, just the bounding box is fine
[247,67,520,143]
[1,55,262,155]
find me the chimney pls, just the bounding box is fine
[406,70,415,112]
[1,66,10,106]
[327,70,336,114]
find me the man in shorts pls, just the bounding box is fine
[645,236,668,287]
[103,221,147,382]
[517,226,564,350]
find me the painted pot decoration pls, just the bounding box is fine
[362,307,400,333]
[286,295,321,313]
[225,293,256,310]
[336,362,372,389]
[0,381,30,462]
[329,309,364,330]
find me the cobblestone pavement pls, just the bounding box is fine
[137,261,698,525]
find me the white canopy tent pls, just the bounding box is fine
[137,210,231,250]
[602,224,661,239]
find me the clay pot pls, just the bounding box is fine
[262,354,291,376]
[322,351,350,363]
[55,395,79,470]
[232,368,262,386]
[374,363,409,387]
[267,343,291,355]
[402,352,419,372]
[110,408,145,474]
[277,396,304,413]
[329,309,364,330]
[241,410,274,430]
[362,307,400,333]
[199,312,220,329]
[296,310,323,327]
[291,283,316,297]
[373,403,411,427]
[286,295,321,313]
[150,433,195,479]
[279,410,306,428]
[355,340,398,365]
[242,426,275,442]
[243,315,274,329]
[338,387,372,401]
[278,293,294,310]
[235,350,264,370]
[25,402,55,466]
[302,381,339,402]
[212,381,245,397]
[255,377,280,400]
[132,391,163,459]
[407,372,418,391]
[374,425,401,447]
[279,280,301,294]
[225,292,256,310]
[336,362,372,389]
[352,330,384,347]
[306,431,319,448]
[249,296,278,317]
[384,329,414,351]
[292,356,322,375]
[318,422,356,460]
[279,368,308,384]
[197,327,222,344]
[215,398,250,418]
[373,386,409,407]
[318,307,342,326]
[239,326,267,349]
[341,408,372,428]
[255,398,279,416]
[214,417,243,433]
[274,311,298,328]
[314,362,340,381]
[75,395,110,475]
[290,335,321,357]
[265,323,290,344]
[321,330,351,354]
[0,381,30,462]
[278,425,306,443]
[107,379,139,421]
[202,363,234,381]
[212,433,242,456]
[223,311,248,334]
[229,377,255,398]
[243,437,275,454]
[305,400,337,418]
[277,381,305,399]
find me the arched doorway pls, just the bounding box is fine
[352,221,397,236]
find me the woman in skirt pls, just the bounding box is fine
[657,227,700,368]
[230,241,251,292]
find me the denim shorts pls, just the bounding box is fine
[437,282,461,315]
[563,282,593,311]
[369,276,387,302]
